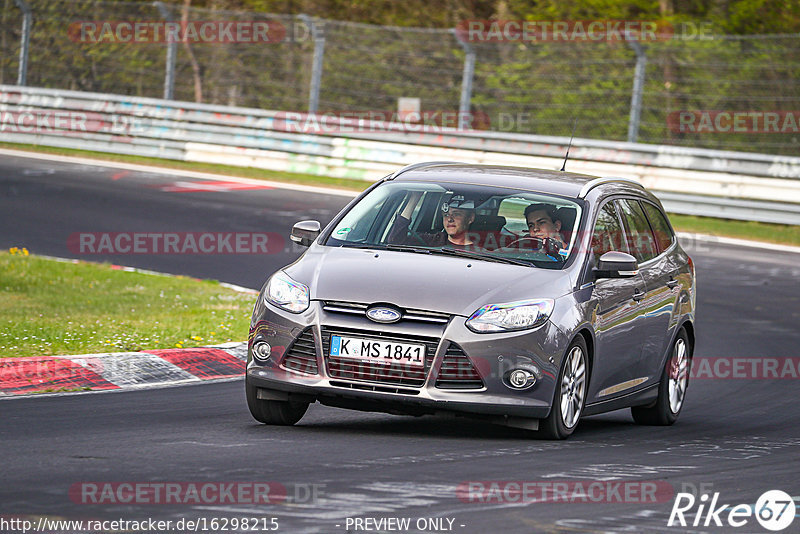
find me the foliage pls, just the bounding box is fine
[0,0,797,154]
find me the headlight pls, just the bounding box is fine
[466,299,554,333]
[264,271,309,313]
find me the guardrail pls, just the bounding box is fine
[2,85,800,224]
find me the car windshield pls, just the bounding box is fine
[324,181,583,269]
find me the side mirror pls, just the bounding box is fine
[594,251,639,279]
[290,220,321,247]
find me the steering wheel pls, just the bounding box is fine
[504,236,543,250]
[503,236,563,260]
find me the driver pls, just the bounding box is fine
[524,203,567,250]
[388,191,477,248]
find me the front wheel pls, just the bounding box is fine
[631,328,691,426]
[246,381,309,425]
[537,336,588,440]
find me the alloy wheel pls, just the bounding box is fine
[560,346,586,428]
[668,338,689,413]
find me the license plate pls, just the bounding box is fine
[329,335,425,367]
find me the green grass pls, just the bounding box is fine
[0,250,254,358]
[669,214,800,247]
[3,142,799,245]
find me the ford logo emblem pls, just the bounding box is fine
[366,306,402,324]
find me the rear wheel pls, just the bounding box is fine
[246,381,308,425]
[537,336,588,440]
[631,328,691,426]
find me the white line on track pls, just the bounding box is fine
[0,147,360,198]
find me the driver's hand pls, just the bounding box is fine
[543,237,564,257]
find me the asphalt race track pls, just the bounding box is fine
[2,153,799,533]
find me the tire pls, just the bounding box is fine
[631,327,691,426]
[537,336,589,440]
[246,381,309,426]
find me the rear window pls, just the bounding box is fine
[642,202,675,253]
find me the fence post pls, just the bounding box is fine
[154,1,176,100]
[453,30,476,130]
[300,15,325,114]
[627,38,647,143]
[13,0,32,86]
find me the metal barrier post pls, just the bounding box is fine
[454,30,476,131]
[13,0,32,86]
[154,1,176,100]
[627,38,647,143]
[301,15,325,114]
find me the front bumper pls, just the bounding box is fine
[247,300,569,420]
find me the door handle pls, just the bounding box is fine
[632,289,645,302]
[666,279,678,289]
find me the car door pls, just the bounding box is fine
[585,200,650,403]
[616,198,680,383]
[641,200,684,374]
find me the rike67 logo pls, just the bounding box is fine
[668,490,795,531]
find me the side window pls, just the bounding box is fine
[642,202,675,253]
[591,201,626,264]
[617,199,658,263]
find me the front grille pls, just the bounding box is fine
[435,343,484,389]
[321,327,437,387]
[322,300,450,324]
[329,381,421,395]
[280,328,319,375]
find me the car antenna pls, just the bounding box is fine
[560,118,578,172]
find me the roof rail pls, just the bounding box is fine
[578,177,644,198]
[386,161,462,180]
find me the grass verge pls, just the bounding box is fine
[2,142,799,246]
[0,250,253,358]
[669,214,800,247]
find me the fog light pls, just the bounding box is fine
[253,341,271,361]
[507,369,536,390]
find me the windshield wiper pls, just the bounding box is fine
[383,243,433,254]
[338,243,433,255]
[431,247,532,266]
[339,242,533,266]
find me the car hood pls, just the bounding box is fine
[284,245,574,317]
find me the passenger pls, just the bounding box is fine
[524,203,567,249]
[388,191,477,248]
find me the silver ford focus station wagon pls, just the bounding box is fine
[246,162,696,439]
